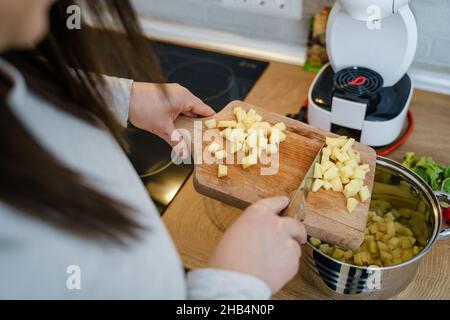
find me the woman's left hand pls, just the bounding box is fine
[128,82,215,159]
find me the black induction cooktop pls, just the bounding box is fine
[127,41,268,213]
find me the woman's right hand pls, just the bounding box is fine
[207,196,307,294]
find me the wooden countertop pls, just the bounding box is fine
[163,61,450,300]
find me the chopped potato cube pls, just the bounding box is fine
[313,163,322,179]
[218,120,237,128]
[218,165,227,178]
[330,177,343,192]
[332,248,345,260]
[401,237,412,249]
[401,249,413,262]
[235,109,247,123]
[353,168,366,180]
[309,237,321,247]
[412,246,421,256]
[347,198,358,213]
[344,250,353,260]
[278,131,287,143]
[208,141,221,153]
[323,165,339,180]
[359,185,371,202]
[312,179,324,192]
[220,128,232,138]
[215,150,227,160]
[377,241,389,253]
[319,244,331,255]
[273,122,287,131]
[241,154,257,169]
[204,119,217,129]
[340,165,354,178]
[380,251,393,262]
[266,144,278,156]
[323,181,332,190]
[386,221,396,236]
[391,248,402,259]
[325,136,347,147]
[233,107,243,115]
[341,138,355,152]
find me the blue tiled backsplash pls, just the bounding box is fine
[132,0,450,69]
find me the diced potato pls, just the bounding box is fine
[313,163,322,179]
[341,138,355,152]
[344,250,353,260]
[247,108,256,117]
[332,248,345,260]
[204,119,217,129]
[312,179,324,192]
[345,159,359,168]
[266,144,278,156]
[319,244,331,255]
[219,128,229,138]
[332,147,346,162]
[325,136,347,147]
[392,257,402,265]
[233,107,243,115]
[278,131,287,142]
[401,249,413,262]
[368,240,378,254]
[241,154,257,169]
[352,168,366,180]
[401,237,413,249]
[273,122,287,131]
[235,109,247,123]
[309,237,321,247]
[359,185,371,202]
[368,223,378,234]
[391,248,402,259]
[228,142,243,154]
[254,114,263,122]
[377,241,389,253]
[321,147,331,163]
[412,246,421,256]
[384,212,395,222]
[208,141,222,153]
[380,251,393,262]
[215,150,227,160]
[340,165,354,179]
[389,237,401,248]
[269,129,281,144]
[330,177,343,192]
[218,165,227,178]
[323,181,332,190]
[341,176,350,184]
[386,221,396,236]
[320,160,333,172]
[347,198,359,213]
[353,253,363,266]
[375,231,383,241]
[218,120,237,128]
[343,180,359,198]
[323,165,339,180]
[382,234,391,243]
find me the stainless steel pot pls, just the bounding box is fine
[300,156,450,299]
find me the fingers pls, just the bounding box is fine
[283,218,307,245]
[251,196,289,214]
[183,89,216,117]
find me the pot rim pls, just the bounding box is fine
[306,156,442,271]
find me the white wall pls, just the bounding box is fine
[132,0,450,70]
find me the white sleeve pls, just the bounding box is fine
[102,75,134,127]
[187,268,272,300]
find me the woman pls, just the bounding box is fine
[0,0,307,299]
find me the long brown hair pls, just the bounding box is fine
[0,0,163,243]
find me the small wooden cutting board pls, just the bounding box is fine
[175,101,377,250]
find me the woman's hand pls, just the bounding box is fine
[207,197,307,294]
[129,82,215,159]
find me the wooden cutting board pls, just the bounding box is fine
[175,101,377,250]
